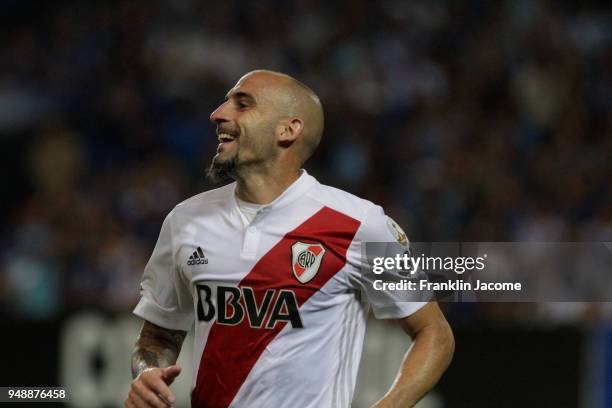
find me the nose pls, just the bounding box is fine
[210,101,229,124]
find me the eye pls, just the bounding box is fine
[236,101,248,109]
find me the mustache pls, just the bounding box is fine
[216,125,240,137]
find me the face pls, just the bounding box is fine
[208,74,282,181]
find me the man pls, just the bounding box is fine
[125,70,454,408]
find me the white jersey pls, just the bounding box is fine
[134,170,426,408]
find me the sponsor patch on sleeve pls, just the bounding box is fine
[386,217,409,247]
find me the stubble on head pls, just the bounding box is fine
[206,69,322,184]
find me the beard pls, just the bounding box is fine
[206,121,280,183]
[206,154,237,184]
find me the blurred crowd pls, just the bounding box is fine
[1,1,611,323]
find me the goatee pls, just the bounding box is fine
[207,155,237,183]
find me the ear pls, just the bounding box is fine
[277,117,304,146]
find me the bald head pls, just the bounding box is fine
[239,70,324,165]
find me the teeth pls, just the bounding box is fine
[218,133,235,142]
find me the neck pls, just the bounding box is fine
[235,166,301,205]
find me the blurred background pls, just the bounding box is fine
[1,0,611,407]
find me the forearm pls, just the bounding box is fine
[131,321,187,379]
[379,321,454,407]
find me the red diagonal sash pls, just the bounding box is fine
[191,206,361,408]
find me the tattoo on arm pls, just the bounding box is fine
[131,321,187,379]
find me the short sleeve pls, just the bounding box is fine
[133,213,194,331]
[348,205,430,319]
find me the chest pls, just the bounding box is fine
[173,209,359,295]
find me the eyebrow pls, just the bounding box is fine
[225,91,256,104]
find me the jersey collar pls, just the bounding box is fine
[229,169,317,215]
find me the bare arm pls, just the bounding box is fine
[132,321,187,378]
[125,321,187,408]
[372,302,454,408]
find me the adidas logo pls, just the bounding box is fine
[188,247,208,266]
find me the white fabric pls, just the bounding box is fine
[133,170,426,408]
[235,197,264,225]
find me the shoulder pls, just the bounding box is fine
[168,182,235,219]
[307,180,408,244]
[305,180,378,223]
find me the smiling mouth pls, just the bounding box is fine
[218,133,237,143]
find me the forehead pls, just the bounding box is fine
[227,73,286,100]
